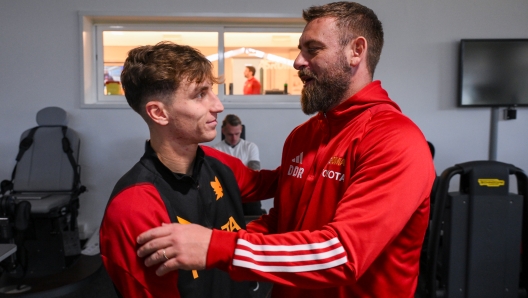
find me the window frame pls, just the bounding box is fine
[79,12,305,109]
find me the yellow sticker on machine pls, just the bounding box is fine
[477,178,505,187]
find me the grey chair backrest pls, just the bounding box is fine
[13,107,80,193]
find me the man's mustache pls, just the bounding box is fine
[298,69,317,81]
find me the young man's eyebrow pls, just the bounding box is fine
[196,84,210,92]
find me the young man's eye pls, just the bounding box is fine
[196,91,207,99]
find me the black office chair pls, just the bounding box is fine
[417,141,437,296]
[0,107,86,280]
[419,160,528,298]
[427,141,435,159]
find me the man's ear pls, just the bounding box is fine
[349,36,367,67]
[145,101,169,125]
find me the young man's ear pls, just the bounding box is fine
[145,101,169,125]
[348,36,367,67]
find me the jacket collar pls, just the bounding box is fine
[320,80,401,121]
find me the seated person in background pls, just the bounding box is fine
[213,114,264,216]
[243,66,261,95]
[99,41,276,298]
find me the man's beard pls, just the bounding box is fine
[299,55,351,115]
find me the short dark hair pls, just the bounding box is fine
[222,114,242,127]
[245,66,256,76]
[302,1,384,77]
[120,41,221,118]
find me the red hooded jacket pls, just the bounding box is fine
[206,81,436,297]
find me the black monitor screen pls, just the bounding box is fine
[458,39,528,107]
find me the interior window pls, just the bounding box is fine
[223,32,302,96]
[80,15,304,108]
[100,30,219,100]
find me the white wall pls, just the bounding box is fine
[1,0,527,238]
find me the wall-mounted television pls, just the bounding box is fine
[458,39,528,107]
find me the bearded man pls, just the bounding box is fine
[136,2,436,298]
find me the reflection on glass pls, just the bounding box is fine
[104,65,123,95]
[224,32,302,95]
[102,31,219,96]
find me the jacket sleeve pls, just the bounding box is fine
[100,184,180,298]
[202,146,278,203]
[245,203,279,234]
[205,113,435,288]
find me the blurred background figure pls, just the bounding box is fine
[243,66,261,95]
[213,114,264,216]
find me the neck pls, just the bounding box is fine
[226,139,240,148]
[150,132,198,175]
[340,76,373,104]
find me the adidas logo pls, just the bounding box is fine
[292,152,303,164]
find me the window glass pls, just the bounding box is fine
[100,30,219,99]
[223,32,302,96]
[82,17,304,108]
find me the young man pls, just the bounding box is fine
[242,66,261,95]
[213,114,263,215]
[99,42,276,298]
[137,2,435,297]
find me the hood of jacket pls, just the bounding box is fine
[321,80,401,122]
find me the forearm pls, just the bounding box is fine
[247,160,260,171]
[245,204,278,234]
[207,228,354,289]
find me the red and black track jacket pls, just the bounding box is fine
[100,143,277,298]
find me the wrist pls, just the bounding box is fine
[206,229,238,271]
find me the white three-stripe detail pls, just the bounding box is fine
[233,237,347,272]
[234,246,345,262]
[237,237,340,252]
[233,256,348,272]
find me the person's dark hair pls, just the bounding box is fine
[222,114,242,128]
[245,66,256,76]
[302,1,384,77]
[120,41,221,119]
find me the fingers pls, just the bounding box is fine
[142,248,191,276]
[137,236,168,258]
[156,258,180,276]
[137,223,174,244]
[137,223,179,258]
[144,248,170,267]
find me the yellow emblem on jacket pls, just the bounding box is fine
[221,216,241,232]
[176,216,199,279]
[210,176,223,200]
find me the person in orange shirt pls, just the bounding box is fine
[242,66,261,95]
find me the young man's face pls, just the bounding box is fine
[222,123,243,146]
[165,79,224,145]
